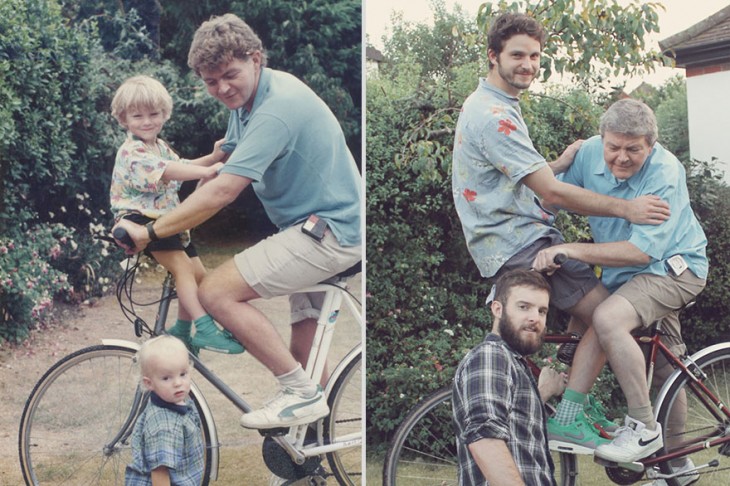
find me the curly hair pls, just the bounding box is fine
[187,13,268,75]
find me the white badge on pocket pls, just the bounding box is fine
[667,255,688,276]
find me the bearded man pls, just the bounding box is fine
[453,269,561,486]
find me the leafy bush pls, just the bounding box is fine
[366,65,490,449]
[0,225,74,343]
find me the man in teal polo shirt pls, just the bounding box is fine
[115,13,361,430]
[533,99,707,480]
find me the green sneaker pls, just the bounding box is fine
[584,395,619,437]
[548,413,611,455]
[191,318,245,354]
[167,322,199,357]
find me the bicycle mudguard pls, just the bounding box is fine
[325,343,362,397]
[653,341,730,420]
[101,338,141,350]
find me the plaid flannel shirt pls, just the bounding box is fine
[452,334,555,485]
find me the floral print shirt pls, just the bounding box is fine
[110,133,187,220]
[452,79,559,278]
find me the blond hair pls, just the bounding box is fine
[111,75,173,127]
[136,335,190,377]
[187,13,267,76]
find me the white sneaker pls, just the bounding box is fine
[594,416,663,463]
[240,386,329,429]
[642,459,699,486]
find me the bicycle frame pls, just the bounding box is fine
[536,330,730,471]
[107,266,363,480]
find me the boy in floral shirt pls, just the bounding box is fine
[110,75,242,354]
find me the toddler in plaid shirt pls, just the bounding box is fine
[125,336,205,486]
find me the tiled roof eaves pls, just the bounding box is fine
[659,4,730,52]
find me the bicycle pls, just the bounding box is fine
[382,299,730,485]
[18,229,363,485]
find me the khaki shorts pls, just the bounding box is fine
[615,270,706,356]
[234,224,361,323]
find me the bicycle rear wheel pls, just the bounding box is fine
[18,344,213,485]
[382,386,580,486]
[654,345,730,486]
[324,351,362,485]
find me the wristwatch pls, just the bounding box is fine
[146,222,160,242]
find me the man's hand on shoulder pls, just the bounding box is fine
[549,139,584,175]
[626,195,671,225]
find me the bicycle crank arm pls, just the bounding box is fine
[594,457,645,473]
[646,459,719,480]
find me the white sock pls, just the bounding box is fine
[276,364,317,397]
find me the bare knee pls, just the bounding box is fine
[198,274,221,313]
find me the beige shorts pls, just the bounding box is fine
[615,270,706,356]
[234,224,361,323]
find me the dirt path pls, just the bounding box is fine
[0,263,362,485]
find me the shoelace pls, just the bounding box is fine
[609,425,635,446]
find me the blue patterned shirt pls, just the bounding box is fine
[562,136,708,292]
[453,334,555,486]
[125,393,205,486]
[452,79,559,278]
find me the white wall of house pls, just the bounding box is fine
[686,70,730,182]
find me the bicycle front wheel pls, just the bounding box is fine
[654,345,730,486]
[324,351,362,485]
[18,344,213,485]
[382,387,457,485]
[382,386,579,486]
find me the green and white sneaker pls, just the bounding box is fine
[166,322,199,357]
[548,413,611,455]
[240,385,329,429]
[584,395,619,437]
[191,318,245,354]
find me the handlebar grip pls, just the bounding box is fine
[553,253,568,265]
[113,227,135,250]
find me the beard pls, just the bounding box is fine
[496,63,536,91]
[498,310,544,356]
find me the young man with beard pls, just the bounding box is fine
[451,11,671,453]
[452,269,564,486]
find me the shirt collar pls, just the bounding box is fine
[480,77,519,102]
[238,67,271,122]
[150,391,190,415]
[485,333,524,359]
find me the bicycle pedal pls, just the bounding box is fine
[594,456,645,473]
[259,427,290,437]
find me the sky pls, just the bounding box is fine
[363,0,730,90]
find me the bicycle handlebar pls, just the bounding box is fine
[553,253,568,265]
[113,226,135,250]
